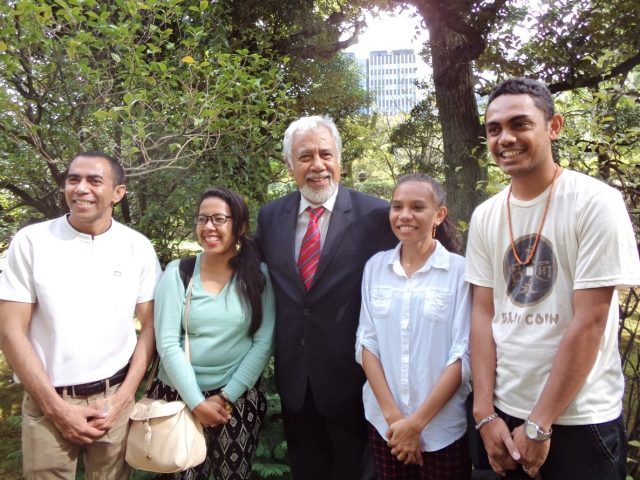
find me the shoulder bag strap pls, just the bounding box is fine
[143,260,195,393]
[182,276,194,362]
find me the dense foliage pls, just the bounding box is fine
[1,0,639,477]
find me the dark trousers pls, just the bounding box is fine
[498,409,627,480]
[282,384,374,480]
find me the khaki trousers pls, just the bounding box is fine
[21,384,133,480]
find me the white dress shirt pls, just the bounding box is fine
[356,241,471,451]
[294,188,339,262]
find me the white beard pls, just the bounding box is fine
[299,178,338,205]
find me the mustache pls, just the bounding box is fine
[305,173,331,180]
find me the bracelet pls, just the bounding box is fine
[475,413,498,431]
[218,389,233,414]
[218,389,232,404]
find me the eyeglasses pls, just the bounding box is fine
[193,214,233,226]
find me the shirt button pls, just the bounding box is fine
[303,308,311,316]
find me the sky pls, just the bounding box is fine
[344,8,429,60]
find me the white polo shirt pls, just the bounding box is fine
[0,215,161,386]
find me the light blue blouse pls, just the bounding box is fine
[154,254,275,410]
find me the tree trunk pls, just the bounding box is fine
[427,21,486,228]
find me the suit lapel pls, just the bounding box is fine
[312,185,352,287]
[279,192,307,294]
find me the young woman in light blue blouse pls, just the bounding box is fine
[356,174,472,479]
[151,187,275,480]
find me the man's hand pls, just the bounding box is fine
[387,417,423,466]
[88,389,134,431]
[478,417,521,476]
[49,401,107,445]
[512,424,549,478]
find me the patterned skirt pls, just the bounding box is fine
[147,378,267,480]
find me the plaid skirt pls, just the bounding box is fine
[369,423,471,480]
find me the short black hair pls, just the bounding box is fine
[487,77,555,121]
[71,151,125,186]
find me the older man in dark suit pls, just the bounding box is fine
[256,116,396,480]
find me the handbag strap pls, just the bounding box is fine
[182,276,194,361]
[143,274,195,394]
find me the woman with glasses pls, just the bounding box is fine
[150,187,275,480]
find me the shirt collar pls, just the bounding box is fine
[297,187,339,215]
[389,240,451,276]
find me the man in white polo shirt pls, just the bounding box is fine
[0,152,161,479]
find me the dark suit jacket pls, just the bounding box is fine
[255,185,397,418]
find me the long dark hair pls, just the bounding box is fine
[196,187,265,336]
[394,174,463,254]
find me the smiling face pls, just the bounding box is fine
[196,196,237,259]
[289,126,341,204]
[64,155,125,236]
[485,94,563,180]
[390,180,447,246]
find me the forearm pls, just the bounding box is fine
[530,287,613,430]
[155,267,205,409]
[1,329,67,417]
[115,301,156,400]
[0,301,67,417]
[411,360,461,430]
[222,333,273,401]
[470,286,497,421]
[362,348,402,424]
[223,277,275,401]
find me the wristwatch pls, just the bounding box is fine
[524,418,552,441]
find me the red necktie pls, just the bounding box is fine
[298,206,325,291]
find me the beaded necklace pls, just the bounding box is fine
[506,164,560,267]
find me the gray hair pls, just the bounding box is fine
[282,116,342,168]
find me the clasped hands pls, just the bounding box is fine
[480,417,549,478]
[386,416,424,466]
[52,391,131,445]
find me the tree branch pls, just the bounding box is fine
[549,51,640,93]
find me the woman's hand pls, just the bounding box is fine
[387,417,424,465]
[192,396,232,428]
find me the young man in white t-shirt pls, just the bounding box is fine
[0,152,161,479]
[465,78,640,479]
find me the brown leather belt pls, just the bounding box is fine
[55,364,129,397]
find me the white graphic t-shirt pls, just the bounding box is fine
[466,169,640,425]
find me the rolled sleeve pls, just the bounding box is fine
[447,273,471,384]
[356,263,381,364]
